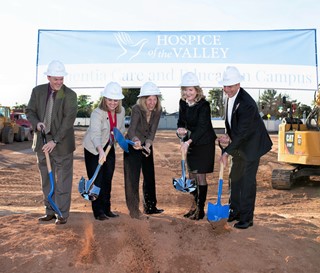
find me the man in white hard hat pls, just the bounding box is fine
[218,66,272,229]
[26,60,77,225]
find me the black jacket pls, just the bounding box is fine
[225,88,272,161]
[177,98,216,146]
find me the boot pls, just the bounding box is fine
[105,203,119,218]
[183,190,198,218]
[189,185,208,220]
[105,210,119,218]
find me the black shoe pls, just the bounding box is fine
[38,214,56,221]
[105,211,119,218]
[95,214,109,221]
[55,217,68,225]
[144,207,164,215]
[234,221,253,229]
[227,213,240,222]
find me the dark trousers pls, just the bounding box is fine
[36,151,73,219]
[229,154,260,222]
[84,144,115,218]
[124,145,157,214]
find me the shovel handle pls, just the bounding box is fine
[181,150,186,161]
[40,126,52,172]
[216,164,225,205]
[39,127,62,217]
[98,143,113,165]
[219,163,224,179]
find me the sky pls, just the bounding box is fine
[1,0,319,113]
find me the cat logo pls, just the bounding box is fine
[285,132,295,152]
[286,134,294,142]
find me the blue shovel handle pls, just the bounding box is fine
[48,171,63,218]
[40,127,63,218]
[216,164,224,205]
[85,164,102,192]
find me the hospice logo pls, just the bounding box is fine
[114,32,229,61]
[114,32,149,61]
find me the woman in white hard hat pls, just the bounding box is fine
[83,82,126,220]
[177,72,217,220]
[124,82,163,219]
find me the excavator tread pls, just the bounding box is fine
[271,169,293,190]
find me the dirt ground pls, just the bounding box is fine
[0,129,319,273]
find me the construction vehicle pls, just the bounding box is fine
[10,112,32,130]
[0,106,29,144]
[271,89,320,189]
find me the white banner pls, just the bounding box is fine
[37,29,318,90]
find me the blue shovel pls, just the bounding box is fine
[78,143,113,201]
[113,127,135,153]
[172,133,196,193]
[207,163,230,221]
[40,128,63,218]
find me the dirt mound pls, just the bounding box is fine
[0,130,319,273]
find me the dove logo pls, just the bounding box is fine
[114,32,148,61]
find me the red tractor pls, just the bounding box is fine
[10,112,33,133]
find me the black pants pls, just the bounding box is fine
[84,144,115,218]
[124,145,157,214]
[229,154,260,222]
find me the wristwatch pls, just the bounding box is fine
[52,139,58,144]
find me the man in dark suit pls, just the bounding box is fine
[26,60,77,225]
[218,66,272,229]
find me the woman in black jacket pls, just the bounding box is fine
[177,72,217,220]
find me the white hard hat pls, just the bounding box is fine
[101,82,124,99]
[219,66,244,86]
[138,82,161,97]
[44,60,68,77]
[180,72,200,87]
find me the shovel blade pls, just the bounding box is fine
[207,202,230,222]
[82,184,101,201]
[88,184,100,200]
[172,177,196,193]
[78,176,101,201]
[113,127,134,153]
[78,176,86,194]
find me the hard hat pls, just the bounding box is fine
[44,60,68,77]
[180,72,200,87]
[101,82,124,99]
[138,82,161,97]
[219,66,244,86]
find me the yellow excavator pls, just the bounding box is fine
[0,106,27,143]
[271,88,320,189]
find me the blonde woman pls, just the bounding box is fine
[83,82,125,221]
[177,72,217,220]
